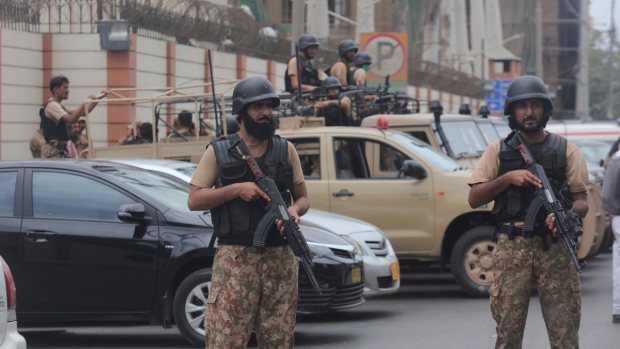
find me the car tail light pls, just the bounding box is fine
[1,257,17,322]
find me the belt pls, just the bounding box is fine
[497,224,548,239]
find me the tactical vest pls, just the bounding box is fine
[285,56,320,92]
[317,103,345,126]
[39,101,70,142]
[327,61,354,86]
[210,135,294,246]
[492,132,572,224]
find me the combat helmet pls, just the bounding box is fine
[321,76,342,93]
[394,89,408,98]
[299,34,320,50]
[338,39,359,57]
[503,75,553,116]
[232,77,280,115]
[354,52,372,67]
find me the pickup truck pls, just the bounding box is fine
[279,126,497,297]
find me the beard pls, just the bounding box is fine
[510,115,546,134]
[242,112,276,140]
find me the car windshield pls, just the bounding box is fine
[96,166,192,213]
[175,165,197,178]
[477,122,500,144]
[572,141,612,165]
[388,133,461,172]
[436,120,488,158]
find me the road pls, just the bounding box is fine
[21,252,619,349]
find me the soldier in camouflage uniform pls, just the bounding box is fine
[468,76,589,349]
[188,76,309,349]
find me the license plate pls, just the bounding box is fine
[351,267,361,283]
[390,262,400,280]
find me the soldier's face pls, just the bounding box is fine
[304,45,318,59]
[243,99,276,140]
[55,83,70,100]
[345,49,356,62]
[512,98,545,134]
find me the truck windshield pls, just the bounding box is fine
[477,122,500,144]
[435,121,487,158]
[389,133,461,172]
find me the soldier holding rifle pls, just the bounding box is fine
[188,77,309,349]
[467,75,588,349]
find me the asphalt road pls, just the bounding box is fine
[20,252,620,349]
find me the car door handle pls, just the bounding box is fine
[23,231,57,242]
[332,191,354,197]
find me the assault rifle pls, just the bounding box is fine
[230,136,322,294]
[514,131,586,272]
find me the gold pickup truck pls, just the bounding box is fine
[279,125,498,297]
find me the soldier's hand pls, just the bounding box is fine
[507,170,542,188]
[545,212,557,237]
[275,207,300,238]
[237,182,271,202]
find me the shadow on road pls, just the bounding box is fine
[21,329,194,349]
[298,309,395,323]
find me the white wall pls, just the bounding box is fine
[1,30,43,160]
[51,34,108,148]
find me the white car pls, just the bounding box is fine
[0,256,26,349]
[108,158,400,297]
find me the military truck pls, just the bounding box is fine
[278,125,497,297]
[359,103,606,262]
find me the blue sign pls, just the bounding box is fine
[485,79,512,114]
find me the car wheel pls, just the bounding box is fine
[173,268,212,348]
[451,226,496,298]
[598,227,614,254]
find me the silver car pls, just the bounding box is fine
[109,158,401,297]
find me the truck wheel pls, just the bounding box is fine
[173,268,212,348]
[451,226,496,298]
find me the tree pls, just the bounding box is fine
[589,29,620,120]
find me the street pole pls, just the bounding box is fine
[607,0,616,120]
[535,0,544,78]
[291,0,305,55]
[481,39,485,80]
[575,0,590,120]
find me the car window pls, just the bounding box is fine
[0,172,17,216]
[407,131,430,144]
[290,138,321,179]
[98,167,192,213]
[333,138,410,179]
[33,171,134,221]
[477,123,500,144]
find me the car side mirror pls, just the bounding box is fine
[398,160,427,180]
[118,203,151,224]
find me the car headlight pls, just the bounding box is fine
[339,235,364,256]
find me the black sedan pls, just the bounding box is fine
[0,160,364,347]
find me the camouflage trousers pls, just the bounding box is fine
[490,234,581,349]
[41,142,65,158]
[205,244,298,349]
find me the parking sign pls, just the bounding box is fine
[486,79,512,115]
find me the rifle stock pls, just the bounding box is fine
[514,132,586,272]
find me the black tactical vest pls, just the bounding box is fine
[492,131,572,224]
[285,56,321,92]
[317,103,345,126]
[350,67,365,86]
[210,135,294,246]
[327,61,354,86]
[39,101,70,142]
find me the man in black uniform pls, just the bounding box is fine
[188,77,309,348]
[285,34,322,92]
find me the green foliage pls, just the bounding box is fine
[589,30,620,120]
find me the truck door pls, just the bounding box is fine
[328,137,436,255]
